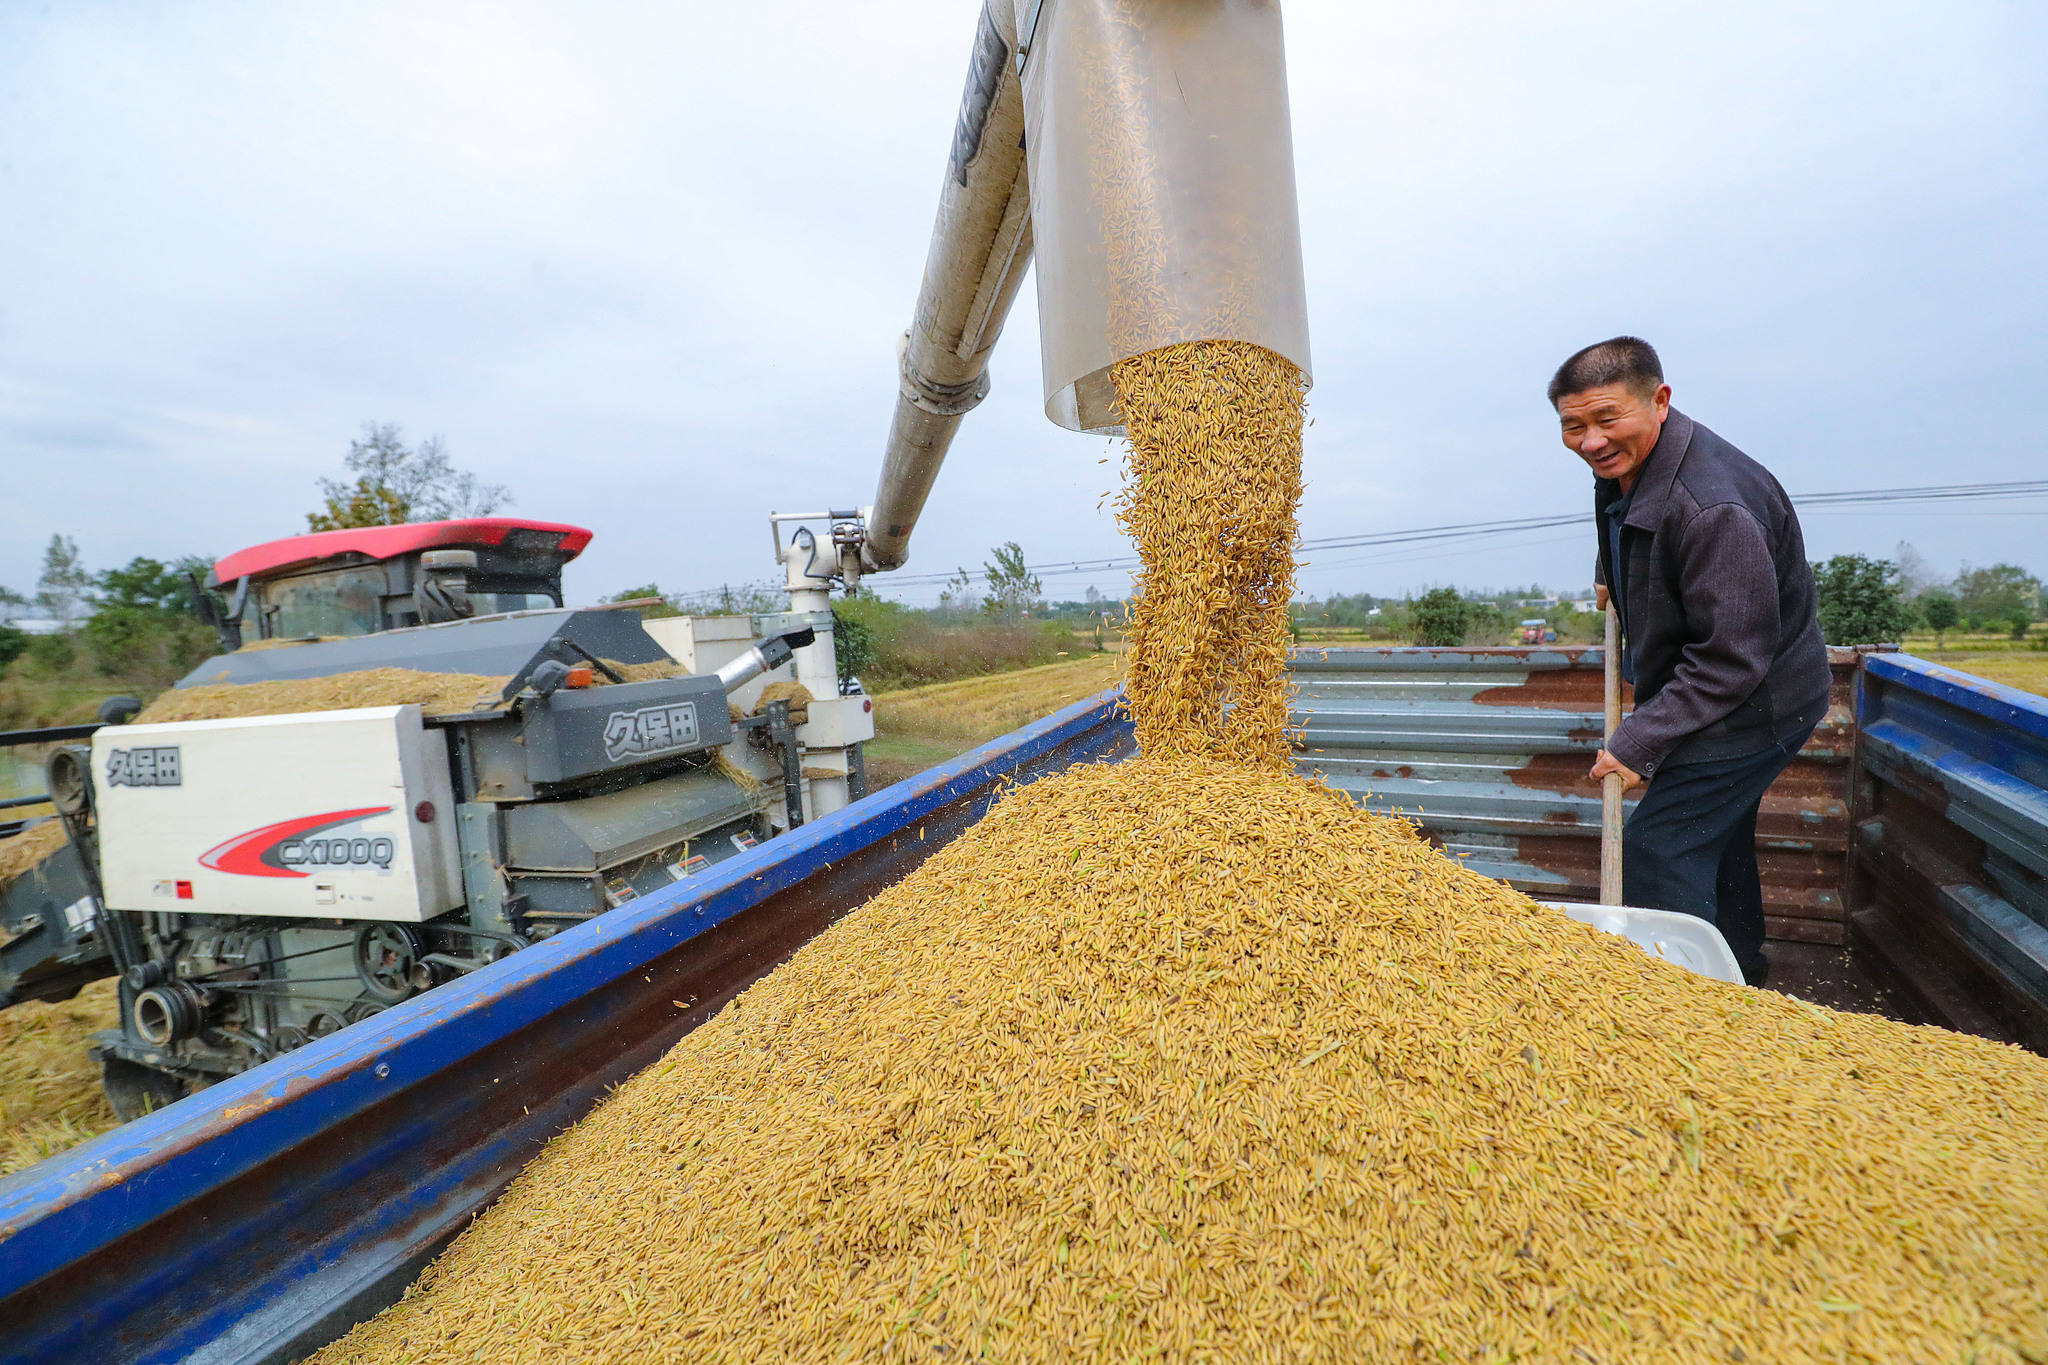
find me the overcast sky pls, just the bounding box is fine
[2,1,2043,609]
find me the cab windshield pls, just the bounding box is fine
[264,567,385,638]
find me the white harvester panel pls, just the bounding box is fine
[94,706,461,922]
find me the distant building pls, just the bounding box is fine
[1567,598,1599,614]
[1,616,65,636]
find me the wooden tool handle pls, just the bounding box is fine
[1601,603,1624,905]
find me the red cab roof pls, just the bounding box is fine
[211,518,594,586]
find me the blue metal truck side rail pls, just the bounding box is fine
[1848,653,2048,1048]
[0,690,1133,1365]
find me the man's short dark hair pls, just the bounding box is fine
[1548,336,1664,408]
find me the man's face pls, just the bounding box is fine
[1557,381,1672,488]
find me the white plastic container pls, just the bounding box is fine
[1538,901,1746,985]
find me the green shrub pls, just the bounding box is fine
[1919,591,1959,645]
[24,634,75,673]
[1813,554,1910,645]
[80,609,216,688]
[1411,588,1469,647]
[0,625,25,672]
[832,604,876,684]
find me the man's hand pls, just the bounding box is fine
[1595,584,1610,612]
[1590,748,1642,790]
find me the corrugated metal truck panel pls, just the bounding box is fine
[1286,645,1864,944]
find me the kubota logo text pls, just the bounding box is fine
[198,807,395,879]
[603,701,700,763]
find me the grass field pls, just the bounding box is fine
[1891,641,2047,699]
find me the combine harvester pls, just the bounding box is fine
[3,2,2046,1361]
[0,514,874,1116]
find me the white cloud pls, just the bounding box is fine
[1,0,2042,605]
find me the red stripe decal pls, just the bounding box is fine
[198,807,393,878]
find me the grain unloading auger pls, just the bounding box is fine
[0,516,874,1116]
[791,0,1313,579]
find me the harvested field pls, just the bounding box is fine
[866,654,1122,789]
[1905,647,2048,699]
[0,978,120,1176]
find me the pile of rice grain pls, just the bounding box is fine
[316,753,2048,1363]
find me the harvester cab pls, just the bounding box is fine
[0,518,873,1119]
[199,517,589,650]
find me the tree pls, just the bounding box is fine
[0,624,26,671]
[307,423,511,531]
[938,567,978,615]
[1813,554,1911,645]
[35,534,91,627]
[1893,541,1938,599]
[1952,563,2039,632]
[94,555,216,617]
[981,542,1043,617]
[1411,587,1470,646]
[1919,591,1959,647]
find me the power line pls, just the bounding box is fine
[873,478,2048,589]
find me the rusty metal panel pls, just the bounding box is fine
[1289,645,1860,943]
[1848,653,2048,1053]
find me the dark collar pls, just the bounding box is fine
[1593,409,1694,529]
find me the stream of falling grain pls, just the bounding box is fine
[1112,340,1304,766]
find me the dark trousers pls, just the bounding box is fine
[1621,726,1814,985]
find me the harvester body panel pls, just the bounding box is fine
[93,708,461,924]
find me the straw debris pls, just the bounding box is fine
[135,668,511,724]
[0,819,70,887]
[0,978,120,1176]
[133,658,693,727]
[755,680,814,726]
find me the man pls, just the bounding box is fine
[1551,337,1830,986]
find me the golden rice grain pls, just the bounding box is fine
[1113,341,1303,766]
[313,755,2048,1364]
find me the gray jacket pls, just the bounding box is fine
[1593,409,1830,777]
